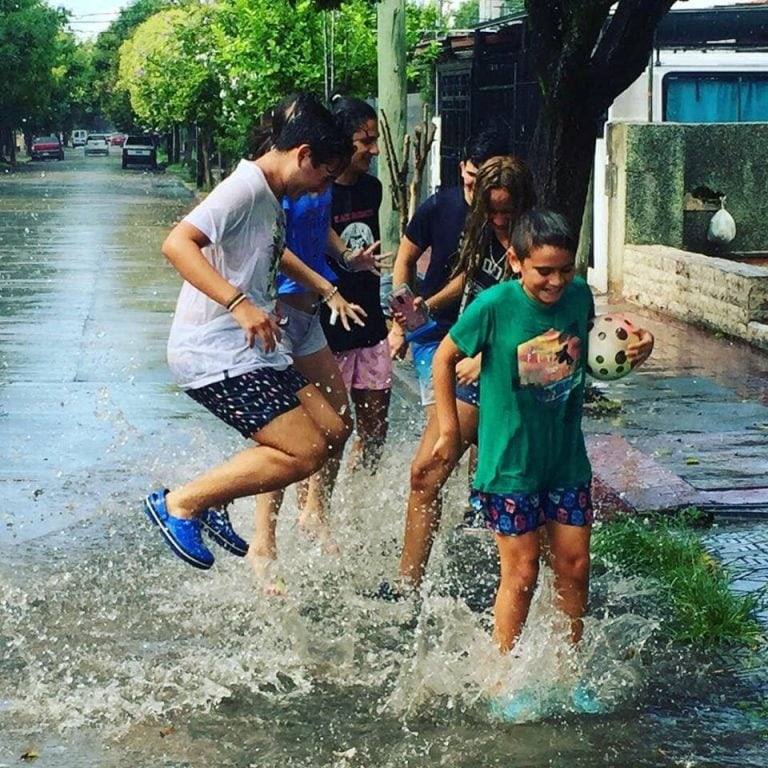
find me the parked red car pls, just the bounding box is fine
[30,135,65,161]
[109,133,127,146]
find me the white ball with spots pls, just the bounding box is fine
[587,313,641,381]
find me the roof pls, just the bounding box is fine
[433,2,768,57]
[657,4,768,48]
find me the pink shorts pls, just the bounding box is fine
[334,339,392,391]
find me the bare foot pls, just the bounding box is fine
[246,549,288,596]
[297,512,341,556]
[345,443,363,474]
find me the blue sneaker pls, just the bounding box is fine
[144,489,214,570]
[571,683,602,714]
[488,690,539,722]
[200,507,248,557]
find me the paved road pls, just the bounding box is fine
[0,150,425,546]
[0,150,197,542]
[1,152,766,768]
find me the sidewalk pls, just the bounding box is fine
[392,296,768,517]
[586,297,768,520]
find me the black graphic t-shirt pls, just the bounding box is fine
[321,174,388,352]
[459,234,510,315]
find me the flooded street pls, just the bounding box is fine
[1,151,766,767]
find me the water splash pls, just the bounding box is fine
[383,567,657,724]
[0,400,762,765]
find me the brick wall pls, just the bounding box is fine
[623,244,768,349]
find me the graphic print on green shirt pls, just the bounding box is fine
[517,323,582,405]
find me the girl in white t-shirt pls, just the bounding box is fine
[143,93,362,571]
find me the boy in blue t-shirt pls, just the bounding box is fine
[432,210,654,653]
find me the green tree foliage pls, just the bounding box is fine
[56,40,98,135]
[452,0,479,29]
[91,0,176,131]
[118,7,201,129]
[115,0,387,163]
[405,0,448,101]
[118,2,223,184]
[211,0,377,148]
[110,0,449,144]
[0,0,69,140]
[502,0,525,16]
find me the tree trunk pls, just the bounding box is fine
[524,0,677,240]
[0,128,10,163]
[196,127,204,189]
[576,165,594,277]
[172,125,181,165]
[528,104,599,237]
[376,0,407,254]
[198,127,213,190]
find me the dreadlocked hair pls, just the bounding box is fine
[450,155,536,283]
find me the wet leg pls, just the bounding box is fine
[252,347,350,556]
[493,531,540,653]
[348,387,391,472]
[397,401,478,589]
[546,521,592,643]
[165,390,340,517]
[248,488,286,593]
[291,350,351,553]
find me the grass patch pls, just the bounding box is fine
[592,509,764,648]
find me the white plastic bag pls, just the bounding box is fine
[707,196,736,245]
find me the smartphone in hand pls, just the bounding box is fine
[387,284,436,340]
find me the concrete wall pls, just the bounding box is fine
[623,244,768,349]
[623,122,768,255]
[623,125,686,248]
[605,122,768,349]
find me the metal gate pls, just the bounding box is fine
[436,20,540,188]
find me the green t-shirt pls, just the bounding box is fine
[449,277,594,493]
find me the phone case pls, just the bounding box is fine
[387,284,431,332]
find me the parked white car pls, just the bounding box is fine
[84,134,109,156]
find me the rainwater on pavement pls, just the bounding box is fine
[1,150,766,767]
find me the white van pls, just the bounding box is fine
[71,129,87,148]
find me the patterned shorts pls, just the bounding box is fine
[185,366,308,438]
[333,339,393,391]
[469,484,594,536]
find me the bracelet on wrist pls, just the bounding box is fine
[320,285,339,304]
[226,292,247,312]
[340,248,353,267]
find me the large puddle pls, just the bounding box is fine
[1,471,767,766]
